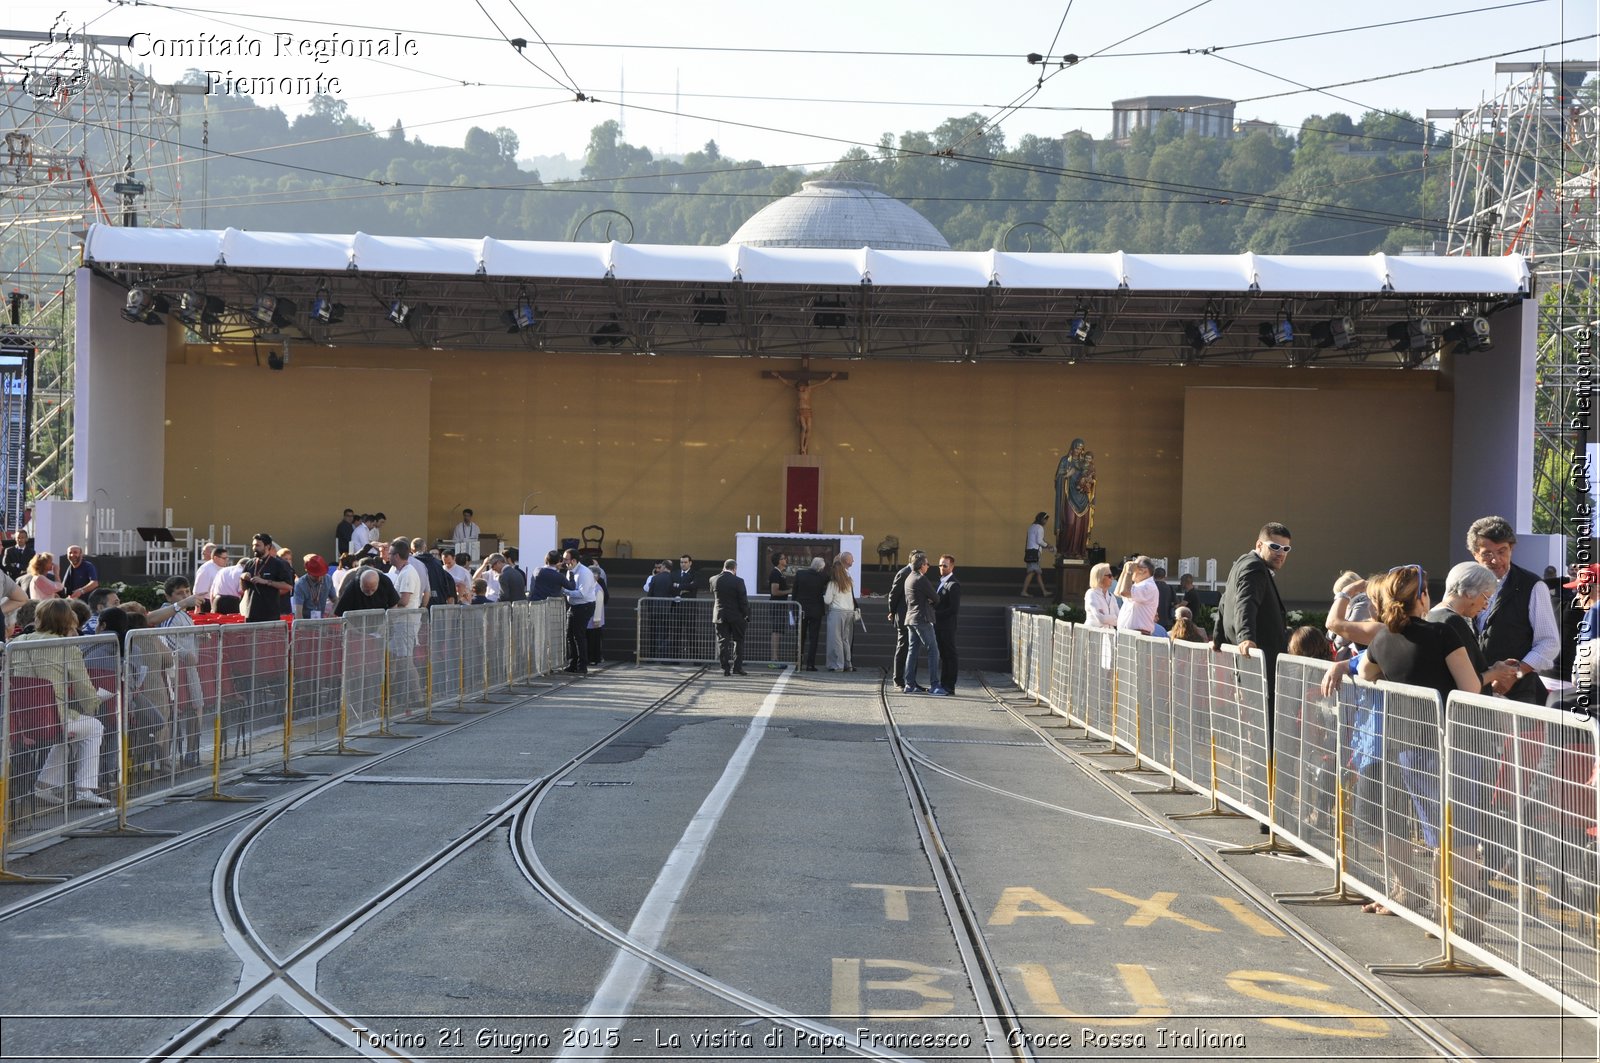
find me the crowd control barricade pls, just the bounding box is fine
[124,624,219,796]
[1445,692,1600,1015]
[508,601,535,684]
[1270,654,1347,868]
[210,620,291,774]
[1107,632,1141,756]
[1030,615,1054,704]
[1363,679,1449,936]
[541,598,567,673]
[1010,609,1024,681]
[1168,640,1215,795]
[340,610,389,739]
[634,598,800,665]
[1205,646,1272,825]
[1,633,123,864]
[460,606,490,704]
[1047,621,1073,718]
[1135,634,1176,773]
[428,605,467,708]
[483,603,513,694]
[288,618,345,754]
[382,606,430,719]
[1073,625,1118,743]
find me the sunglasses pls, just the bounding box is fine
[1263,542,1292,554]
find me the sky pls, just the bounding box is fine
[6,0,1598,170]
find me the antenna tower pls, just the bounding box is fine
[1,23,188,521]
[1433,61,1600,543]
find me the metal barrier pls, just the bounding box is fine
[1008,612,1600,1024]
[1445,693,1600,1015]
[1,600,574,878]
[634,598,801,665]
[2,633,122,851]
[1030,614,1053,704]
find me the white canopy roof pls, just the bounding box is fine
[84,226,1530,296]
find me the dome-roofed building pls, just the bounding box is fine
[729,179,950,251]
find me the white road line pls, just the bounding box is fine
[557,669,792,1060]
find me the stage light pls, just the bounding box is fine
[1183,315,1222,352]
[590,319,625,347]
[1068,312,1101,346]
[501,289,537,333]
[692,292,727,326]
[6,289,27,326]
[1008,327,1043,356]
[309,282,344,325]
[1386,317,1436,355]
[174,291,223,328]
[120,288,169,325]
[387,285,413,328]
[1310,316,1354,349]
[1257,315,1294,348]
[1441,316,1492,353]
[812,297,848,329]
[250,293,296,329]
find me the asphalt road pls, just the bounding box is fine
[0,666,1588,1062]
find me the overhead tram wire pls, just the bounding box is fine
[469,0,580,95]
[502,0,584,100]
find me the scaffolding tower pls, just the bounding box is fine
[0,22,187,519]
[1430,61,1600,544]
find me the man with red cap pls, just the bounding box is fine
[292,554,336,619]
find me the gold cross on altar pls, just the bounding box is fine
[793,503,807,532]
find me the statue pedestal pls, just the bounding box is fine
[1059,558,1090,605]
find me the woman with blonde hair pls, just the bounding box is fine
[24,551,62,600]
[12,598,110,806]
[823,552,857,671]
[1083,562,1117,629]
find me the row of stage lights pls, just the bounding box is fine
[120,285,1494,364]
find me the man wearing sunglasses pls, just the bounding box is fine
[1215,523,1292,662]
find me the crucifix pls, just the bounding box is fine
[762,357,849,456]
[793,503,808,533]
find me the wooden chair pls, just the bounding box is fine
[876,535,900,569]
[578,524,604,562]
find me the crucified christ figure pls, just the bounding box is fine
[769,370,838,455]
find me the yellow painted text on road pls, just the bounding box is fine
[1089,888,1221,932]
[1015,962,1171,1026]
[851,883,936,922]
[1211,896,1287,937]
[1225,970,1389,1037]
[987,886,1095,926]
[831,959,956,1019]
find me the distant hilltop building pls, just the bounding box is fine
[729,179,951,250]
[1111,96,1236,144]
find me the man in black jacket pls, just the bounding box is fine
[1469,515,1559,704]
[792,557,828,671]
[934,554,961,694]
[709,559,749,675]
[1214,522,1291,727]
[531,550,566,601]
[496,555,528,603]
[887,559,915,688]
[672,555,699,598]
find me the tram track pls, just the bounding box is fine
[973,671,1485,1063]
[875,673,1035,1063]
[134,666,695,1063]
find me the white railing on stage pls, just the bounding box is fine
[0,599,570,879]
[1011,611,1600,1029]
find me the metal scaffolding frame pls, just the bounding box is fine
[0,23,187,509]
[1431,61,1600,540]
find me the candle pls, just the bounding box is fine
[746,514,751,531]
[756,515,761,530]
[850,517,855,533]
[839,517,844,533]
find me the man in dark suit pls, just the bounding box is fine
[934,554,961,694]
[1213,521,1292,719]
[791,557,828,671]
[672,555,699,598]
[709,559,749,675]
[496,555,528,603]
[641,561,676,660]
[887,559,915,688]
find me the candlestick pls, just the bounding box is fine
[746,514,751,531]
[839,517,844,533]
[850,517,855,533]
[756,515,761,531]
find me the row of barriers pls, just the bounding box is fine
[1,600,570,880]
[1011,610,1600,1030]
[634,598,802,665]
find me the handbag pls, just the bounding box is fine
[1023,549,1041,564]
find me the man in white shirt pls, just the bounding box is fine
[444,551,472,599]
[561,548,599,674]
[1115,555,1160,636]
[350,515,373,556]
[387,538,425,706]
[193,543,221,610]
[452,509,480,545]
[211,551,244,614]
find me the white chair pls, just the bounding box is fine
[1204,557,1219,589]
[93,507,128,556]
[145,539,186,577]
[1178,557,1199,580]
[1149,555,1169,575]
